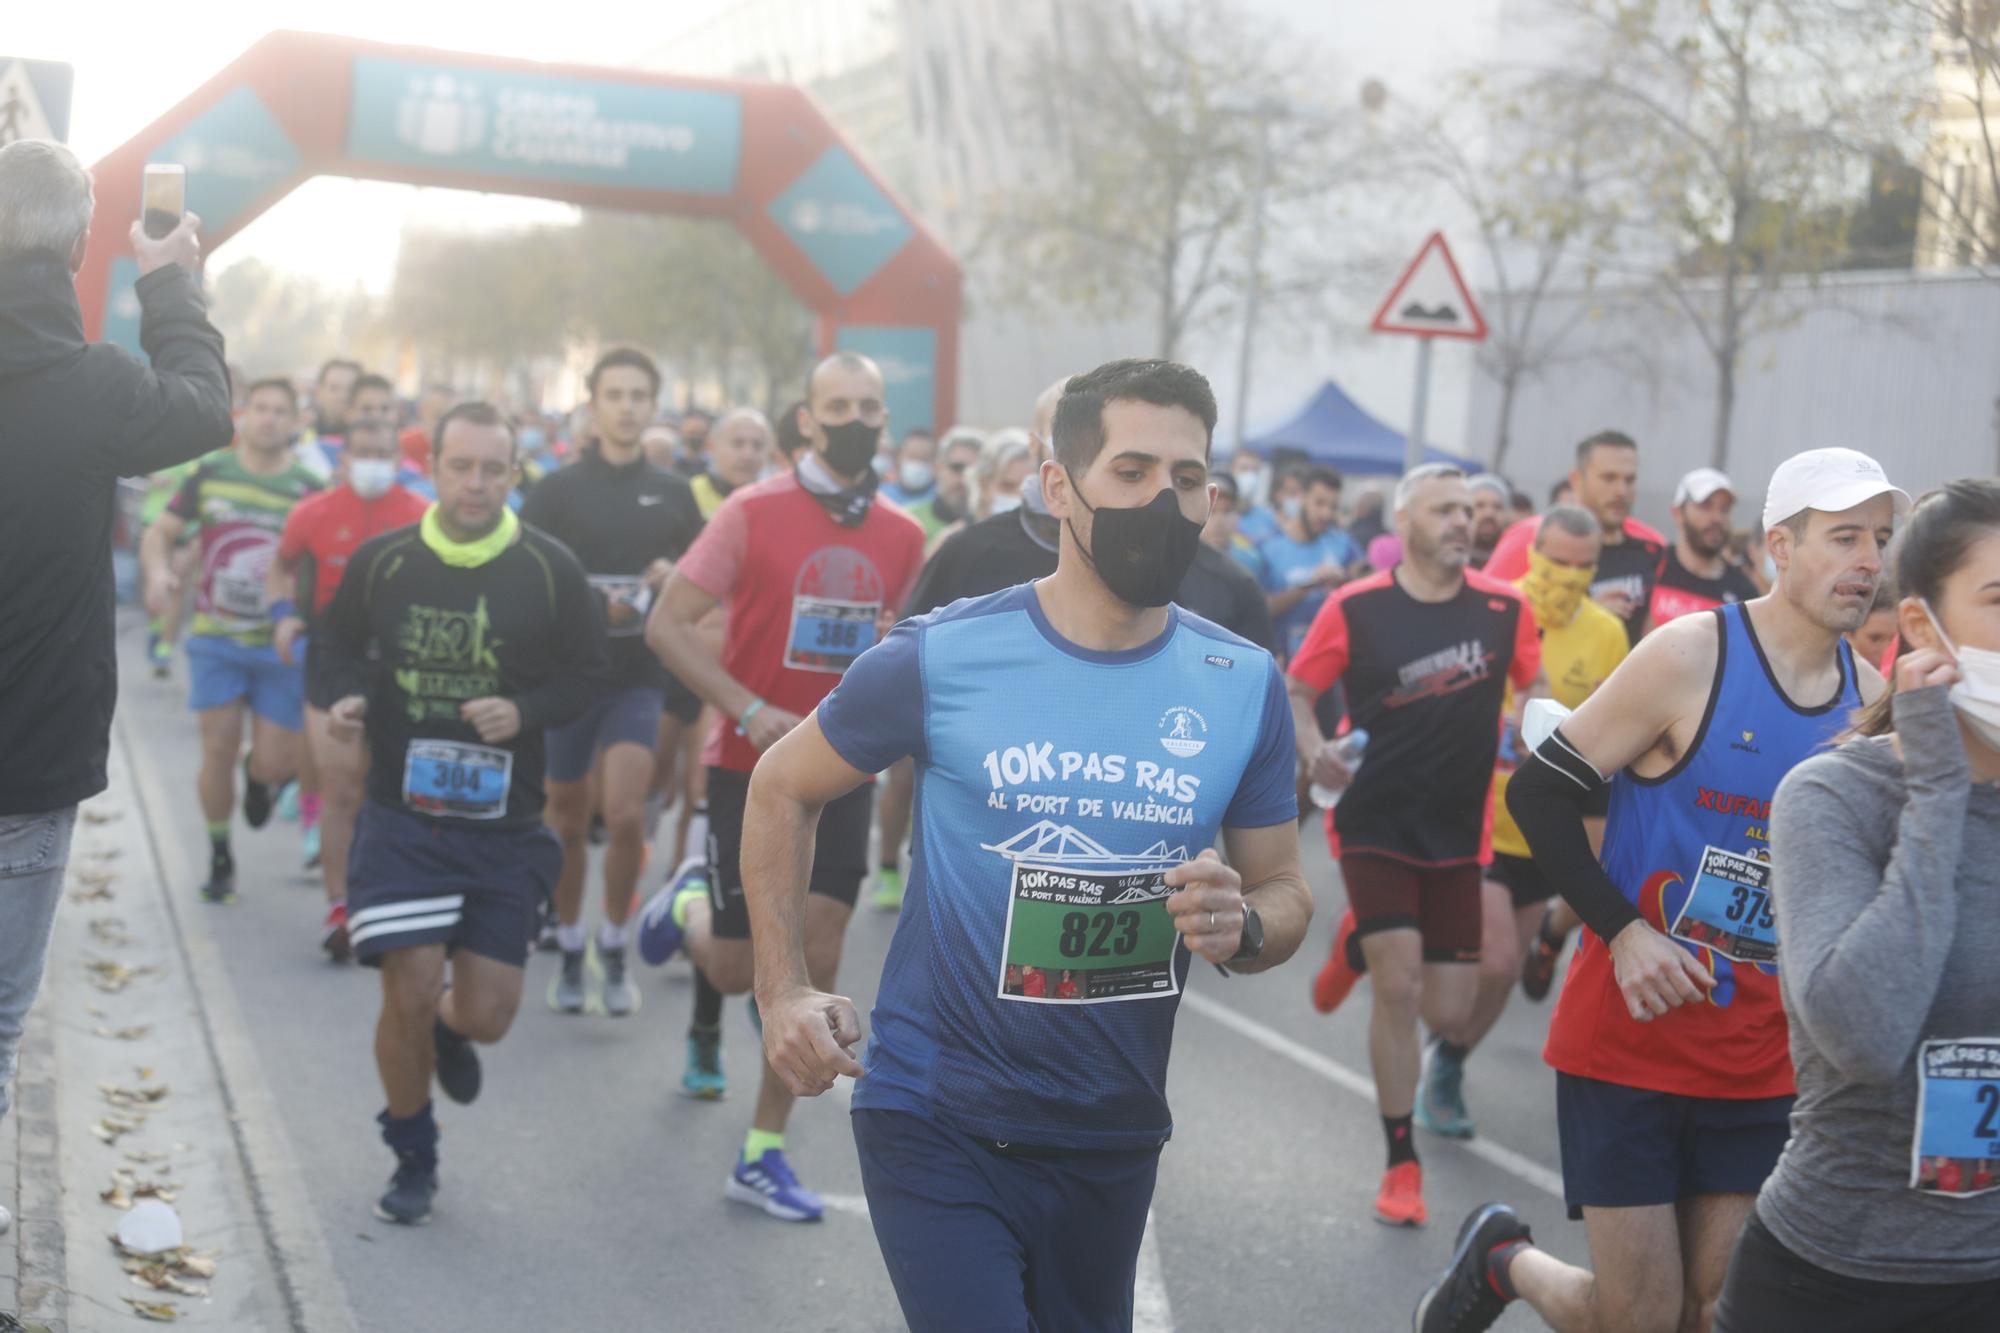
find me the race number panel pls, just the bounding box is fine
[996,862,1182,1005]
[1669,845,1777,965]
[402,739,512,820]
[589,574,653,638]
[785,595,879,674]
[1912,1038,2000,1198]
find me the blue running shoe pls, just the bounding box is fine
[1416,1038,1477,1140]
[637,859,707,966]
[681,1027,726,1100]
[725,1149,822,1222]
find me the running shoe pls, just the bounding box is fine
[275,781,300,823]
[373,1153,438,1226]
[535,902,559,953]
[871,865,905,911]
[681,1027,726,1100]
[321,900,351,962]
[1312,909,1362,1014]
[637,859,707,965]
[241,759,274,830]
[1374,1161,1428,1228]
[598,945,640,1018]
[433,1021,482,1105]
[1413,1203,1533,1332]
[200,863,237,904]
[1416,1040,1476,1140]
[302,823,322,870]
[548,948,587,1015]
[726,1149,823,1222]
[147,634,172,680]
[1521,907,1563,1002]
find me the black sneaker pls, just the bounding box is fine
[1413,1203,1532,1333]
[1521,907,1563,1002]
[200,863,237,904]
[534,901,559,953]
[373,1152,438,1225]
[433,1020,482,1105]
[242,757,274,830]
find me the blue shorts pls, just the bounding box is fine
[1556,1071,1794,1220]
[544,686,665,784]
[346,802,561,967]
[853,1108,1159,1333]
[186,635,304,730]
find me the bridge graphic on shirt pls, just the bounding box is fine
[981,820,1189,871]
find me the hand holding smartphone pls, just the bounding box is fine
[129,164,202,277]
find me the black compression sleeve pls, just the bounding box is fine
[1505,727,1641,944]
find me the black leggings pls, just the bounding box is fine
[1715,1212,2000,1333]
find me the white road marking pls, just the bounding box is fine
[1181,990,1566,1200]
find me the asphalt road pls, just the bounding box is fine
[114,615,1589,1332]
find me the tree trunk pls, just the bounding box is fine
[1491,368,1520,475]
[1711,351,1737,472]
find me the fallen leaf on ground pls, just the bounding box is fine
[89,918,136,947]
[101,1181,133,1210]
[99,1082,171,1109]
[69,883,115,903]
[94,1026,152,1042]
[121,1298,179,1322]
[92,1115,143,1144]
[178,1253,218,1278]
[124,1149,169,1164]
[83,809,124,824]
[83,959,157,993]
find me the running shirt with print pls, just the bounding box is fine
[676,471,926,774]
[1490,596,1628,859]
[1288,567,1540,866]
[277,483,428,617]
[1486,515,1668,645]
[818,586,1297,1150]
[167,453,323,645]
[1649,546,1761,627]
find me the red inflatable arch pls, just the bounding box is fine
[80,30,961,431]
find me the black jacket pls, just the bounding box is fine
[0,253,233,814]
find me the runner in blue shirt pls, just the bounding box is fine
[1258,464,1364,657]
[739,358,1313,1332]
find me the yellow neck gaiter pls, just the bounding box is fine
[1521,548,1596,628]
[420,503,518,568]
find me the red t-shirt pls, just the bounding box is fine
[398,427,432,477]
[1288,567,1539,866]
[1939,1160,1966,1194]
[1055,978,1080,1001]
[1022,969,1048,999]
[678,473,925,773]
[277,484,429,614]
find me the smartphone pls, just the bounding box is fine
[142,164,185,240]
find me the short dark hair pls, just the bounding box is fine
[1547,476,1574,506]
[244,376,299,410]
[433,400,517,462]
[349,372,395,402]
[1575,429,1637,470]
[1211,472,1241,505]
[776,400,810,459]
[316,358,361,385]
[1302,465,1345,494]
[1051,358,1217,473]
[588,347,662,398]
[1538,503,1601,543]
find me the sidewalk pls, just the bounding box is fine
[3,713,355,1332]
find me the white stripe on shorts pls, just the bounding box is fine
[348,894,466,928]
[349,910,464,946]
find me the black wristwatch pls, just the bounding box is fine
[1229,904,1265,964]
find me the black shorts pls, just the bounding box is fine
[1341,854,1482,963]
[1715,1212,2000,1333]
[660,672,702,726]
[1555,1071,1793,1221]
[1487,852,1553,911]
[705,765,872,940]
[303,634,343,712]
[346,802,562,968]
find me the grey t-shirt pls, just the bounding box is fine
[1761,685,2000,1283]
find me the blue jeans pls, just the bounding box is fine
[0,806,75,1124]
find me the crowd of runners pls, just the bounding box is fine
[123,331,2000,1332]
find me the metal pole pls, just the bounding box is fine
[1231,111,1274,454]
[1405,336,1433,473]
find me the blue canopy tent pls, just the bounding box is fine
[1241,380,1477,475]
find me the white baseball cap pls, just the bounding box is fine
[1674,467,1734,506]
[1762,448,1911,532]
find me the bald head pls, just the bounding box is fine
[707,406,774,489]
[1030,376,1070,464]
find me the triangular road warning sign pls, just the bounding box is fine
[1370,231,1487,341]
[0,61,57,146]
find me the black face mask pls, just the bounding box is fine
[1065,473,1206,608]
[815,417,882,479]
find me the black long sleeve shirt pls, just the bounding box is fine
[318,524,608,829]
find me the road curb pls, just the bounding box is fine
[9,993,66,1331]
[114,711,359,1333]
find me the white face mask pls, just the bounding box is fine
[1281,495,1303,522]
[1234,467,1266,507]
[348,458,396,500]
[898,461,934,493]
[1922,600,2000,751]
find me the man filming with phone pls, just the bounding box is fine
[0,140,232,1237]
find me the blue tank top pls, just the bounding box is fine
[1548,602,1860,1098]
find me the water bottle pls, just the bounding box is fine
[1310,728,1369,811]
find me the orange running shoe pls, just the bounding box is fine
[1311,909,1362,1014]
[1375,1161,1428,1228]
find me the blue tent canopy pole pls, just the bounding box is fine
[1237,379,1476,476]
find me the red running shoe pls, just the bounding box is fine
[321,900,351,963]
[1375,1161,1428,1228]
[1312,909,1362,1014]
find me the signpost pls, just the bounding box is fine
[1369,231,1487,471]
[0,58,74,145]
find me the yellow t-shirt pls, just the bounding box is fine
[691,472,726,520]
[1490,595,1629,858]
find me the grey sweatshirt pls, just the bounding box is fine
[1761,685,2000,1283]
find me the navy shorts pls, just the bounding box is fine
[705,765,871,938]
[1487,852,1553,911]
[346,802,561,967]
[853,1108,1160,1333]
[544,686,666,784]
[1556,1071,1794,1221]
